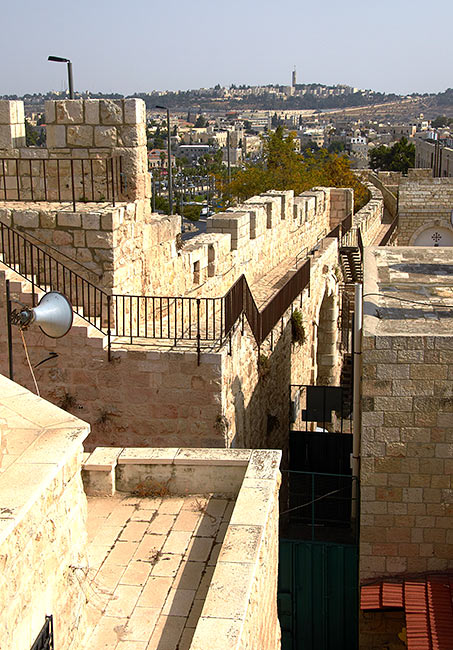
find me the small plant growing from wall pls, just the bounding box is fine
[132,478,171,498]
[333,264,343,283]
[214,413,229,435]
[175,233,184,253]
[58,391,79,411]
[258,353,271,379]
[291,309,306,345]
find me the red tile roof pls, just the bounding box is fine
[361,576,453,650]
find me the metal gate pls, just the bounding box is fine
[278,540,358,650]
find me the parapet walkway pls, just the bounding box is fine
[82,493,234,650]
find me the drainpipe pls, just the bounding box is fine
[351,282,362,520]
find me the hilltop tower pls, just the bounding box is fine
[292,66,297,88]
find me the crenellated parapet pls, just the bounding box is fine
[0,98,150,204]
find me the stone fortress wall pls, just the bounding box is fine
[0,187,383,456]
[0,376,91,650]
[0,99,150,205]
[0,99,357,300]
[360,247,453,582]
[0,98,385,456]
[0,374,282,650]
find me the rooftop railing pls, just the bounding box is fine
[0,155,123,211]
[0,203,367,361]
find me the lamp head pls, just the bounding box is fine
[11,291,73,338]
[48,55,70,63]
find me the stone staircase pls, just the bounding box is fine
[0,260,107,349]
[339,247,362,283]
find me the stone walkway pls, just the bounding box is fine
[250,254,300,309]
[82,493,234,650]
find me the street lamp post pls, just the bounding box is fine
[156,105,173,215]
[48,56,74,99]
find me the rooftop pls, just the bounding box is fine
[0,374,281,650]
[84,492,234,650]
[363,246,453,337]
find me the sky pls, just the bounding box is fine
[2,0,452,97]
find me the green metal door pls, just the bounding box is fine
[278,540,358,650]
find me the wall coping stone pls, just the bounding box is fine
[0,374,90,546]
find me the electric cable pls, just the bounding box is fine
[20,329,40,397]
[363,292,453,309]
[280,484,351,516]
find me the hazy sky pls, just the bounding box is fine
[2,0,452,96]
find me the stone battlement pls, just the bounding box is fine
[0,99,150,203]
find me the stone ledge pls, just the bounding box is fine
[0,374,90,546]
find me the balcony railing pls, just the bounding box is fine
[0,156,123,211]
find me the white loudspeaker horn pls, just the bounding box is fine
[22,291,73,338]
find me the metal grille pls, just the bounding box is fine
[280,470,359,544]
[0,156,122,211]
[31,616,53,650]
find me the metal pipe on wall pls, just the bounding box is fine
[351,282,362,520]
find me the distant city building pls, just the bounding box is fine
[416,139,453,177]
[178,143,215,164]
[148,149,175,169]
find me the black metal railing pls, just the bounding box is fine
[0,156,122,211]
[0,196,378,361]
[260,260,310,343]
[378,215,398,246]
[222,260,311,348]
[112,294,223,343]
[0,220,109,326]
[0,221,225,361]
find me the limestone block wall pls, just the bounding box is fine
[0,266,225,451]
[0,100,25,148]
[328,187,354,228]
[397,176,453,245]
[0,199,154,296]
[360,332,453,581]
[221,238,342,459]
[1,185,346,302]
[0,99,150,203]
[366,171,398,219]
[229,458,281,649]
[353,182,384,246]
[376,171,402,197]
[0,376,90,650]
[0,182,384,454]
[0,234,344,460]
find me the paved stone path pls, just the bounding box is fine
[82,493,233,650]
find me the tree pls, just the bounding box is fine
[228,127,369,210]
[328,141,345,154]
[432,115,453,128]
[25,118,45,147]
[369,137,415,173]
[194,115,207,128]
